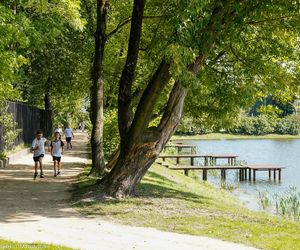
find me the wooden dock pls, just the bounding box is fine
[164,143,196,153]
[247,164,284,181]
[158,154,238,166]
[157,154,284,181]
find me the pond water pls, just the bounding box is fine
[183,139,300,211]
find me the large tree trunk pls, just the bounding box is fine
[89,0,108,176]
[101,82,187,197]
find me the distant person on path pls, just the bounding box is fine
[50,131,64,177]
[30,129,48,180]
[65,124,74,149]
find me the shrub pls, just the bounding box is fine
[0,101,20,151]
[275,115,300,135]
[176,116,212,135]
[103,109,119,159]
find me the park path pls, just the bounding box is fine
[0,132,257,250]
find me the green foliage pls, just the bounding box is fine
[231,113,276,135]
[103,110,119,159]
[176,115,212,135]
[230,113,300,136]
[275,115,300,135]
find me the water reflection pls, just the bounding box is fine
[184,139,300,210]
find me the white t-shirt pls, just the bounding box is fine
[31,137,47,157]
[51,140,64,157]
[65,128,73,138]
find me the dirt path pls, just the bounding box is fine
[0,132,257,250]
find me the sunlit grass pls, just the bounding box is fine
[74,164,300,250]
[0,239,74,250]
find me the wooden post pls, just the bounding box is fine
[176,157,179,164]
[221,169,226,180]
[191,157,194,166]
[273,169,276,180]
[269,169,271,179]
[253,170,256,181]
[279,169,281,181]
[203,170,207,180]
[248,169,252,181]
[184,169,189,176]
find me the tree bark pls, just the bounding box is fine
[100,81,186,197]
[89,0,108,176]
[118,0,145,157]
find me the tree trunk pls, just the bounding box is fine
[118,0,145,157]
[100,82,187,197]
[89,0,108,176]
[44,92,51,111]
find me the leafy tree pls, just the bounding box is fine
[90,0,300,198]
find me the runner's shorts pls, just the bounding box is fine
[33,154,44,162]
[53,156,61,162]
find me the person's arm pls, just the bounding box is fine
[44,138,50,153]
[50,141,53,155]
[72,131,75,138]
[61,141,64,155]
[31,139,38,152]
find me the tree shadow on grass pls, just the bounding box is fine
[138,171,212,204]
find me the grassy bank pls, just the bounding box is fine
[173,133,300,140]
[0,239,74,250]
[73,164,300,250]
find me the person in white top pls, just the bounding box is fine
[65,124,74,149]
[31,129,49,179]
[50,131,64,177]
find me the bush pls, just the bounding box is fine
[0,101,20,151]
[252,114,277,135]
[275,115,300,135]
[176,116,212,135]
[231,113,299,136]
[103,110,120,159]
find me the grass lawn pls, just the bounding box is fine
[0,239,74,250]
[172,133,300,140]
[73,164,300,250]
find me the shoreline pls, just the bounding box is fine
[172,133,300,140]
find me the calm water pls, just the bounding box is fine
[183,139,300,210]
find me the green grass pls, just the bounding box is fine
[0,239,74,250]
[73,164,300,250]
[173,133,300,140]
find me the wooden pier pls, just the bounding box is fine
[158,154,238,166]
[164,143,196,153]
[157,154,284,181]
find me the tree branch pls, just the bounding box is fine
[106,15,166,39]
[118,0,146,155]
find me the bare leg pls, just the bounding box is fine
[39,158,44,177]
[33,162,38,179]
[57,161,61,173]
[54,160,57,176]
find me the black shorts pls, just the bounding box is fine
[66,137,72,142]
[53,156,61,162]
[33,154,44,162]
